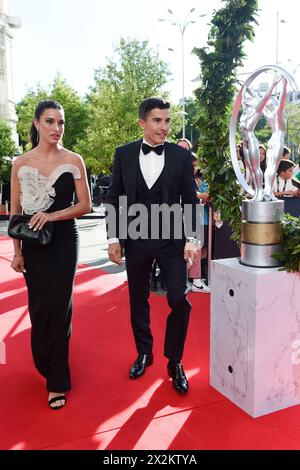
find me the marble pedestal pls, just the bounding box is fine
[210,258,300,418]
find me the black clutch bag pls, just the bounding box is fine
[8,214,54,245]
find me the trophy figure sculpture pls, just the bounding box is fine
[230,65,298,267]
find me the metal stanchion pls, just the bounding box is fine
[207,204,213,286]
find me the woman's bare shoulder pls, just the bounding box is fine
[61,148,85,166]
[12,151,35,169]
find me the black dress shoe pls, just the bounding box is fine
[129,353,153,379]
[167,361,189,394]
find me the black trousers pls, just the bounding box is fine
[125,240,191,362]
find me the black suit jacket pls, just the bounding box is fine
[106,139,198,252]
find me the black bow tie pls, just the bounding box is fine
[142,143,165,155]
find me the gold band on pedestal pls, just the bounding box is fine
[241,222,282,245]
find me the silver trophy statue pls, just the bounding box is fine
[230,65,298,267]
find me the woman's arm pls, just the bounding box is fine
[10,160,25,272]
[273,189,297,197]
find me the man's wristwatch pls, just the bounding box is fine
[186,237,198,245]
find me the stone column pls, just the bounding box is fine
[210,258,300,418]
[0,0,21,146]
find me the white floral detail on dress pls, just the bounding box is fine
[18,164,81,215]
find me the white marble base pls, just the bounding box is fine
[210,258,300,418]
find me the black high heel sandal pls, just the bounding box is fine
[48,395,66,410]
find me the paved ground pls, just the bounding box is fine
[76,208,127,280]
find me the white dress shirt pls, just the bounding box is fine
[139,139,165,189]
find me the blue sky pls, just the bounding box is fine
[8,0,300,104]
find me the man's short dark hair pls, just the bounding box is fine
[277,159,295,174]
[177,138,192,150]
[139,98,170,120]
[195,169,203,179]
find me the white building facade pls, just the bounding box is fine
[0,0,20,146]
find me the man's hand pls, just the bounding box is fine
[184,242,199,266]
[283,190,297,197]
[108,242,123,265]
[196,191,210,202]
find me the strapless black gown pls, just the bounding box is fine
[22,172,79,392]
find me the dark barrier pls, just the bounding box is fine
[282,197,300,217]
[213,222,241,260]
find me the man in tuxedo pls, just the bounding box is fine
[106,98,199,394]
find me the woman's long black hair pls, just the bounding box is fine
[30,99,63,148]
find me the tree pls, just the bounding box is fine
[286,104,300,159]
[254,116,271,146]
[193,0,258,242]
[16,85,47,150]
[16,75,89,152]
[50,75,90,150]
[75,38,181,173]
[0,120,16,182]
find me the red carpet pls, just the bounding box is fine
[1,235,300,450]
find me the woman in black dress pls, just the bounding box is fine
[10,100,91,409]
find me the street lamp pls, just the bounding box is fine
[275,11,286,65]
[156,43,174,60]
[158,8,206,138]
[156,43,174,54]
[190,123,193,145]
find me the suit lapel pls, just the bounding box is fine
[163,142,177,202]
[126,139,142,204]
